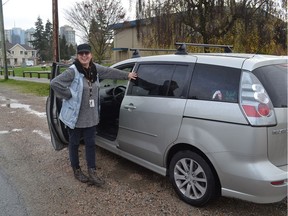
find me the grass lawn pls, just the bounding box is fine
[0,78,50,97]
[0,63,114,97]
[3,66,52,78]
[6,63,111,77]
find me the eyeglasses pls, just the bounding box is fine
[78,51,90,56]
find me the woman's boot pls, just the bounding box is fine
[88,168,105,186]
[73,167,89,183]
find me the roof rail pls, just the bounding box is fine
[175,42,233,53]
[130,48,176,58]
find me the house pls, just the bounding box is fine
[0,42,37,67]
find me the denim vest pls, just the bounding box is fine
[59,65,84,129]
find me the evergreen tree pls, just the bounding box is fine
[59,35,65,60]
[67,44,76,60]
[60,36,76,61]
[43,20,53,61]
[30,17,44,62]
[30,17,54,62]
[60,36,69,60]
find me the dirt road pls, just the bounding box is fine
[0,84,286,216]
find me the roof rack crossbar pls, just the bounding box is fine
[130,48,176,52]
[130,48,176,58]
[175,42,233,53]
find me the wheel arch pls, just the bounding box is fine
[165,143,222,196]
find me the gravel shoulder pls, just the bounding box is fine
[0,84,286,216]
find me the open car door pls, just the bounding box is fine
[46,62,70,150]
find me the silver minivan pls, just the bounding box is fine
[46,47,287,206]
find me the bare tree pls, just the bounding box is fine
[65,0,126,62]
[169,1,276,49]
[132,0,286,54]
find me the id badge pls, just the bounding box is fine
[89,99,95,107]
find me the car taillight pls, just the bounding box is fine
[240,71,276,126]
[257,103,270,116]
[271,179,287,186]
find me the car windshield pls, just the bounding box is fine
[252,63,288,108]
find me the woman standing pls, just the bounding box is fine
[50,43,137,186]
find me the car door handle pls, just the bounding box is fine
[124,103,136,111]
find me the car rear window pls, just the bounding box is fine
[252,64,288,108]
[189,64,241,103]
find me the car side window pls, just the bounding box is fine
[189,64,241,103]
[102,63,135,87]
[127,64,189,98]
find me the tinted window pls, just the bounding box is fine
[114,63,135,72]
[127,64,189,98]
[189,64,241,103]
[102,63,135,87]
[253,64,287,108]
[168,65,190,97]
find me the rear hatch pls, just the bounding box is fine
[267,109,287,166]
[252,63,287,166]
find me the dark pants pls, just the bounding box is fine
[68,126,96,169]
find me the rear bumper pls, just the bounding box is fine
[212,153,287,203]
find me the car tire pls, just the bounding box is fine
[169,150,219,207]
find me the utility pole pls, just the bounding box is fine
[0,0,8,80]
[52,0,60,62]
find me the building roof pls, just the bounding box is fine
[109,19,147,30]
[6,42,36,51]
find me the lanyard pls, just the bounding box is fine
[83,66,93,98]
[87,79,93,97]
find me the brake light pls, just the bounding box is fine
[240,71,276,126]
[271,180,286,186]
[242,105,260,117]
[257,103,270,116]
[242,104,271,117]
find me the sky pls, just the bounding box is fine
[2,0,82,30]
[2,0,135,42]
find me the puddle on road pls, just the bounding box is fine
[33,130,51,140]
[11,129,23,132]
[0,96,50,139]
[0,129,50,140]
[0,129,23,135]
[0,96,46,118]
